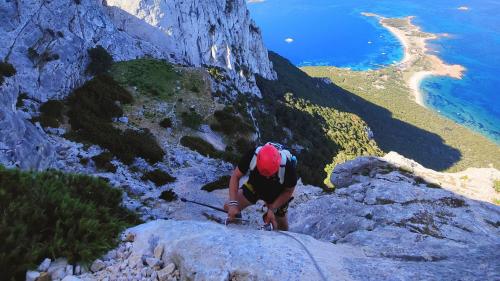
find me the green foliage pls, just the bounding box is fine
[256,52,382,188]
[65,75,165,164]
[16,93,28,108]
[494,180,500,193]
[159,117,173,128]
[201,176,231,192]
[111,59,179,98]
[210,106,254,136]
[37,100,65,128]
[180,136,238,163]
[0,166,139,281]
[207,66,226,82]
[87,45,113,76]
[181,111,203,130]
[141,169,176,186]
[159,189,178,202]
[0,61,16,85]
[92,152,117,173]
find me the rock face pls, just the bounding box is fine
[0,0,274,169]
[106,0,276,96]
[289,156,500,280]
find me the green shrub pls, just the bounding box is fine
[36,100,65,128]
[159,189,178,202]
[16,93,28,108]
[66,75,165,165]
[210,107,254,136]
[159,117,172,128]
[92,152,117,173]
[0,61,16,85]
[87,45,113,76]
[201,175,231,192]
[207,67,226,82]
[180,136,238,163]
[141,169,176,186]
[110,59,179,98]
[0,166,140,281]
[181,111,203,130]
[494,180,500,193]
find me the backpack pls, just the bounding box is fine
[249,142,297,184]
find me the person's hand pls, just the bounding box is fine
[264,209,277,230]
[227,205,240,221]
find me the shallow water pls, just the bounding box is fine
[248,0,500,144]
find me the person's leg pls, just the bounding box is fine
[275,215,289,231]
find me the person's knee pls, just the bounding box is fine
[276,216,289,231]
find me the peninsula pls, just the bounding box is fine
[302,13,500,174]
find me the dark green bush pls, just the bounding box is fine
[180,136,238,163]
[87,45,113,76]
[159,189,178,202]
[159,117,172,128]
[210,107,254,136]
[36,100,65,128]
[0,166,139,281]
[92,152,117,173]
[141,169,176,186]
[181,111,203,129]
[16,93,28,108]
[201,175,231,192]
[0,61,16,85]
[66,75,165,165]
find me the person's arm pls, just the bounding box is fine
[264,186,295,229]
[227,167,244,220]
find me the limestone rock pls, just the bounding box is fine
[153,244,164,260]
[61,276,81,281]
[26,271,40,281]
[37,258,51,272]
[90,259,105,273]
[157,263,175,281]
[36,272,51,281]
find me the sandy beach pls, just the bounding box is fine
[362,13,466,106]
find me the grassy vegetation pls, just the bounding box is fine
[0,166,139,281]
[111,59,180,99]
[256,52,382,187]
[201,175,231,192]
[0,61,16,85]
[494,180,500,193]
[301,65,500,172]
[65,75,165,164]
[210,106,255,136]
[141,169,176,187]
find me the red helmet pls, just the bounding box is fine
[256,144,280,177]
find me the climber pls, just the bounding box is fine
[224,143,297,231]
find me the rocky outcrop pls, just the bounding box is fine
[105,0,276,96]
[0,0,274,169]
[289,155,500,280]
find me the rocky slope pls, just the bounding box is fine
[27,154,500,281]
[0,0,274,170]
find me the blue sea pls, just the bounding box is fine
[248,0,500,144]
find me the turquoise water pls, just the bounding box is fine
[248,0,500,144]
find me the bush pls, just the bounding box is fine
[210,107,254,136]
[181,111,203,130]
[66,75,165,165]
[180,136,238,163]
[16,93,28,109]
[92,152,117,173]
[0,166,139,281]
[36,100,65,128]
[141,169,176,186]
[494,180,500,193]
[159,189,178,202]
[87,45,113,76]
[201,175,231,192]
[159,117,172,128]
[0,61,16,85]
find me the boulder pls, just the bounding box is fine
[26,271,40,281]
[90,259,105,273]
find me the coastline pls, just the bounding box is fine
[362,13,466,107]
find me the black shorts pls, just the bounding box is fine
[241,182,292,217]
